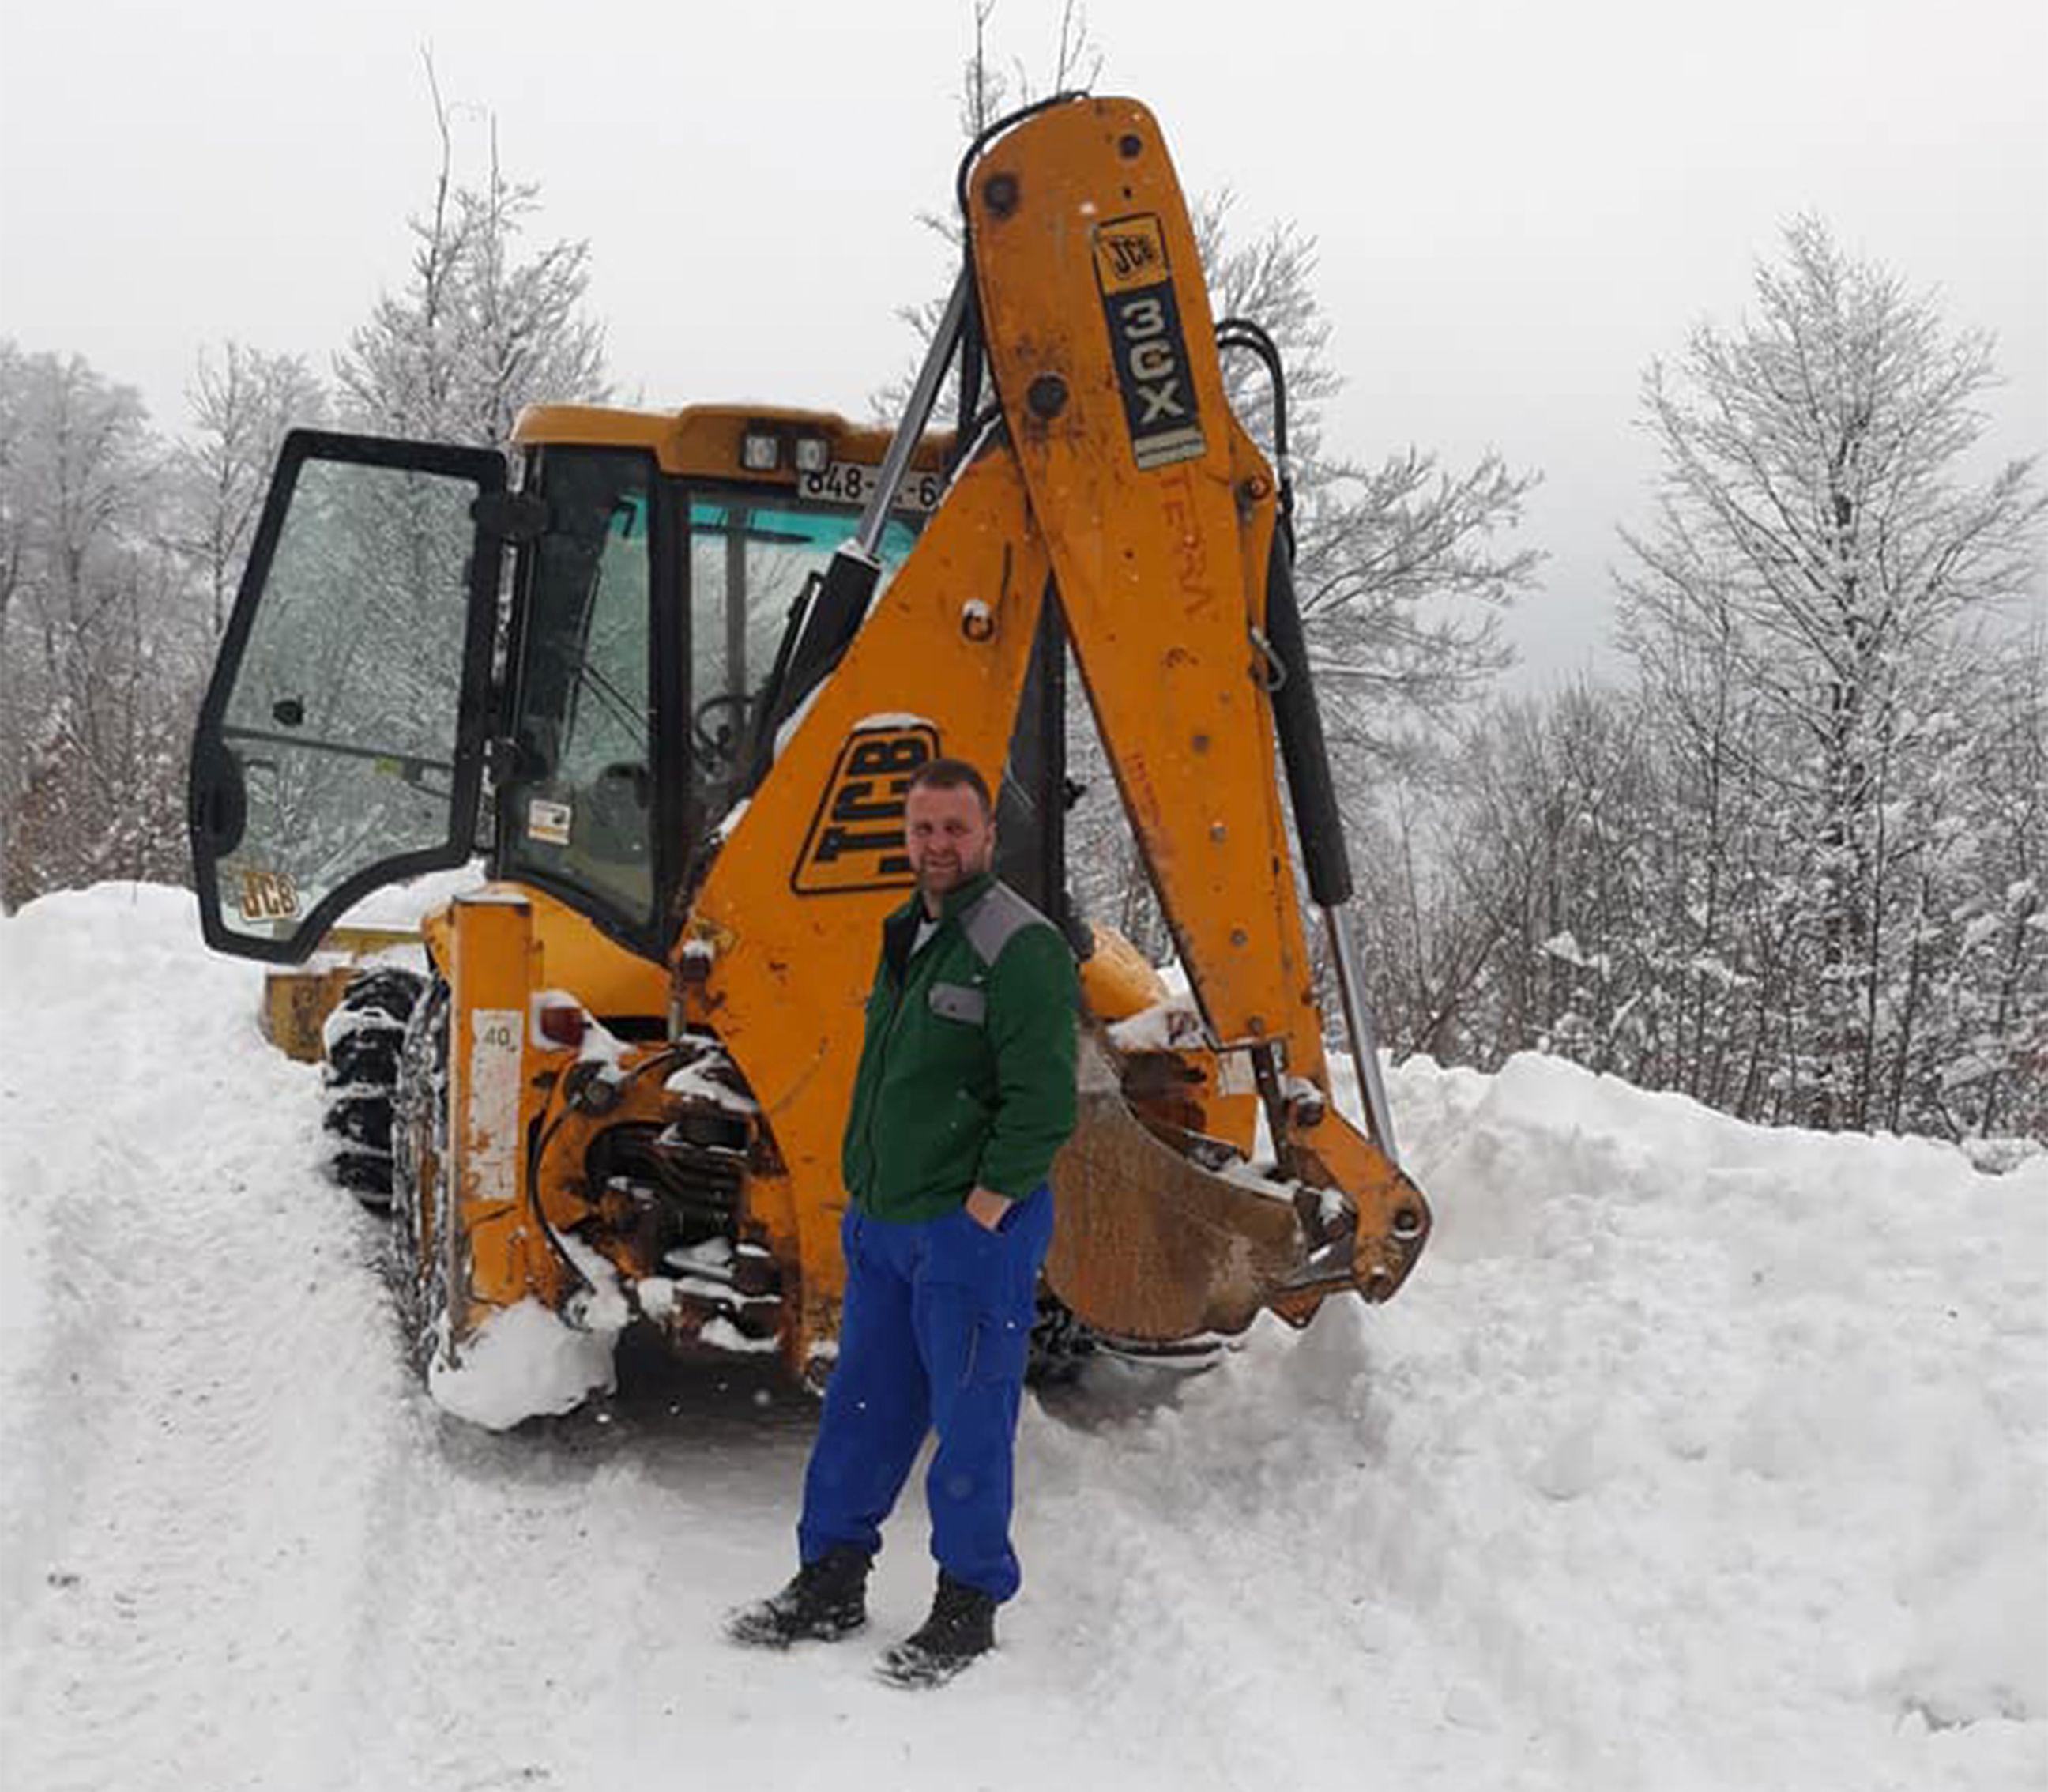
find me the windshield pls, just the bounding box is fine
[497,451,927,947]
[687,495,921,816]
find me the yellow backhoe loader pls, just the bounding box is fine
[187,95,1432,1399]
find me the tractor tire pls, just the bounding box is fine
[390,977,452,1377]
[321,966,426,1212]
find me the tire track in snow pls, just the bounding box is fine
[0,1135,136,1664]
[2,928,412,1792]
[10,892,2039,1790]
[2,895,1218,1791]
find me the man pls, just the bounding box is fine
[727,756,1079,1688]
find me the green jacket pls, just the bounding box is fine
[841,872,1079,1222]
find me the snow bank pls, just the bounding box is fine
[2,884,2042,1792]
[332,860,488,928]
[427,1301,619,1431]
[427,1233,631,1431]
[1018,1048,2046,1789]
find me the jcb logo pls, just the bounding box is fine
[793,725,938,894]
[237,868,300,922]
[1094,220,1165,290]
[1094,213,1207,472]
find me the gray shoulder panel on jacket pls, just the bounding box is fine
[960,881,1057,969]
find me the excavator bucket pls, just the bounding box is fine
[1048,1035,1357,1341]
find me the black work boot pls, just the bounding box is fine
[723,1545,872,1648]
[875,1572,998,1688]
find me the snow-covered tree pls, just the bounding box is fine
[1618,217,2046,1130]
[1402,683,1661,1073]
[1900,634,2048,1141]
[335,62,608,450]
[0,345,198,904]
[1192,191,1541,762]
[920,13,1541,962]
[171,341,328,637]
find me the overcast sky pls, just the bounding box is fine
[3,0,2043,683]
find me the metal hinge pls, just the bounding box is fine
[471,489,549,544]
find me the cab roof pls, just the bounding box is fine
[512,404,953,477]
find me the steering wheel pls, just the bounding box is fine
[692,691,751,766]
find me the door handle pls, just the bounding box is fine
[190,743,248,856]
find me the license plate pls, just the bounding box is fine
[797,461,943,513]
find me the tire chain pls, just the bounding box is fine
[319,968,425,1207]
[389,977,452,1378]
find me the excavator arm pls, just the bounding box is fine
[969,96,1429,1336]
[683,96,1429,1368]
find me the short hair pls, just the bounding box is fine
[908,756,992,818]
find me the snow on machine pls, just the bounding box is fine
[186,96,1431,1419]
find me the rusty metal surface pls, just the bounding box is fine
[258,928,421,1063]
[1046,1035,1317,1339]
[259,965,358,1064]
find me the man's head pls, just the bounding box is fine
[904,759,995,912]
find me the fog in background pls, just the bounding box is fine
[3,0,2042,682]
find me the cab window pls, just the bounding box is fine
[500,450,656,927]
[687,498,920,817]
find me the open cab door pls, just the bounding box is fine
[188,431,506,962]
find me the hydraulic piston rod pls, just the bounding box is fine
[850,269,969,565]
[1325,905,1399,1163]
[760,269,971,735]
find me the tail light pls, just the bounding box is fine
[536,1000,588,1049]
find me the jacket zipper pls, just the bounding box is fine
[860,932,927,1202]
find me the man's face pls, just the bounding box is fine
[904,781,995,906]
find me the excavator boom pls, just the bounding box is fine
[681,96,1428,1364]
[967,97,1429,1330]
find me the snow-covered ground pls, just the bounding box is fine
[2,883,2042,1792]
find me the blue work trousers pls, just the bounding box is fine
[797,1186,1054,1602]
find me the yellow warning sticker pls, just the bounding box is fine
[1092,213,1170,294]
